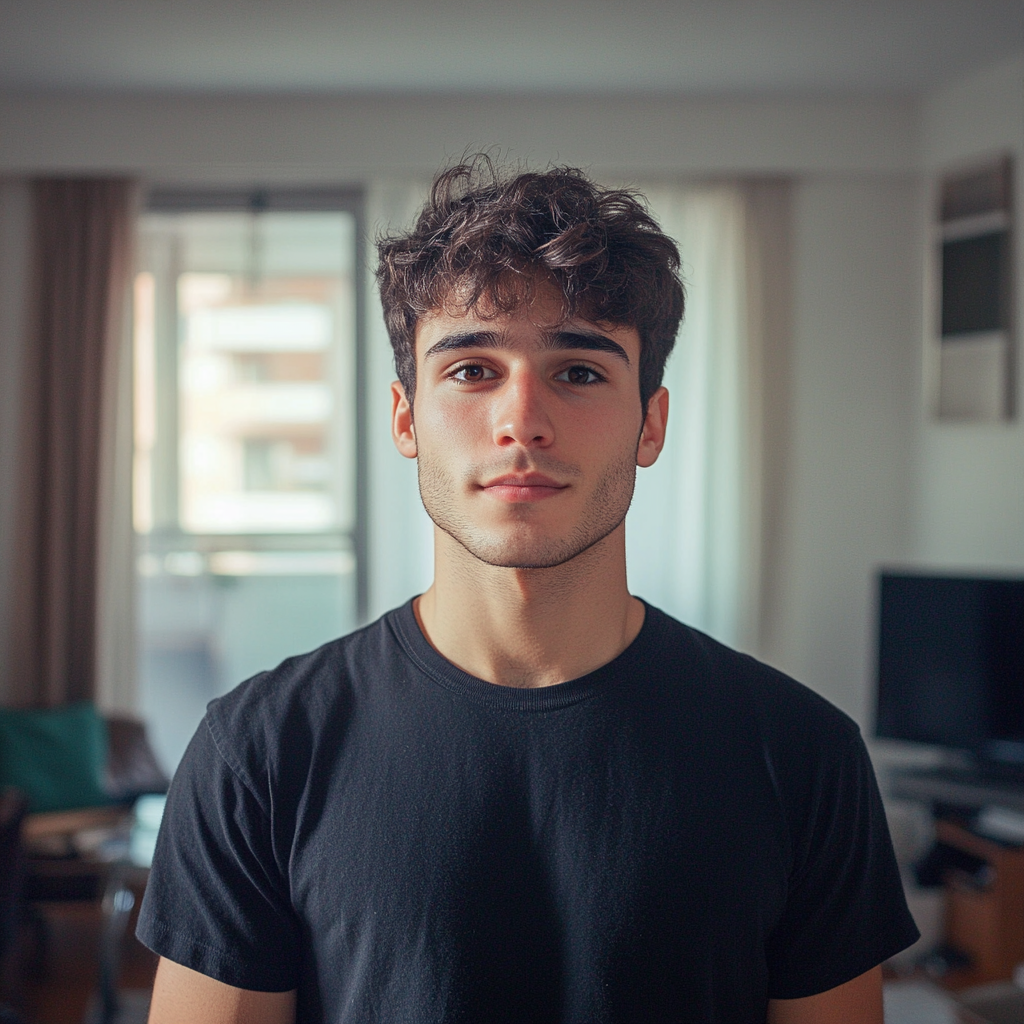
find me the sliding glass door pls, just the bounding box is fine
[133,189,365,771]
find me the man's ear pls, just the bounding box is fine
[391,381,417,458]
[637,386,669,468]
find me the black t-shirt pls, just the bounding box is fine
[138,600,917,1023]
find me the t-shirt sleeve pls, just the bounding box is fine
[136,715,301,992]
[765,721,919,999]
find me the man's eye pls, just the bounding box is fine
[451,364,496,383]
[556,366,603,385]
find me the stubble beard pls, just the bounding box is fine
[416,448,638,570]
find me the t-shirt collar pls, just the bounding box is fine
[387,597,657,711]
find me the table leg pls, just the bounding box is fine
[98,864,135,1024]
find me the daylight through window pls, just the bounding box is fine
[133,195,363,771]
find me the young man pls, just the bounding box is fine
[140,162,918,1023]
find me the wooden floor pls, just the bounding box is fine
[3,900,157,1024]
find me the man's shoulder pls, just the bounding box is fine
[201,602,412,784]
[642,603,861,747]
[216,601,406,706]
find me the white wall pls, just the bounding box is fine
[0,93,917,181]
[914,53,1024,571]
[767,177,921,726]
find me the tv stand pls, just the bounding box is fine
[889,768,1024,987]
[931,819,1024,988]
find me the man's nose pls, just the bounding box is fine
[492,371,555,448]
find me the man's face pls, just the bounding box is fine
[391,285,668,570]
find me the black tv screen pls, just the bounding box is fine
[875,572,1024,765]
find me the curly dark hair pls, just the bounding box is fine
[376,158,685,411]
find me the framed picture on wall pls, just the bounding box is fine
[930,154,1015,422]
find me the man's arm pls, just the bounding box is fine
[766,965,883,1024]
[148,957,296,1024]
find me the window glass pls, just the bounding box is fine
[134,204,360,772]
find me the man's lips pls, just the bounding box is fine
[479,474,568,502]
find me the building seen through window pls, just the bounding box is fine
[133,195,363,771]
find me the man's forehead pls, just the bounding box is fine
[415,294,639,362]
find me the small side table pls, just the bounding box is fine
[23,798,164,1024]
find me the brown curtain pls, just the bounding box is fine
[7,179,136,709]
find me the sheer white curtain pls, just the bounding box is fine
[626,185,757,650]
[365,181,763,652]
[365,181,434,621]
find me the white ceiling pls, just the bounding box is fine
[0,0,1021,96]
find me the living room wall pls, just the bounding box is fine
[913,53,1024,572]
[764,175,921,726]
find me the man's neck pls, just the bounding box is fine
[414,523,645,688]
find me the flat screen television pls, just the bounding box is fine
[875,571,1024,771]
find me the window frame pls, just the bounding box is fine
[138,185,370,622]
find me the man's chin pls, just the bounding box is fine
[469,552,577,571]
[440,524,617,571]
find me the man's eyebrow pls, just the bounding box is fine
[423,331,503,359]
[423,329,631,365]
[548,330,630,365]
